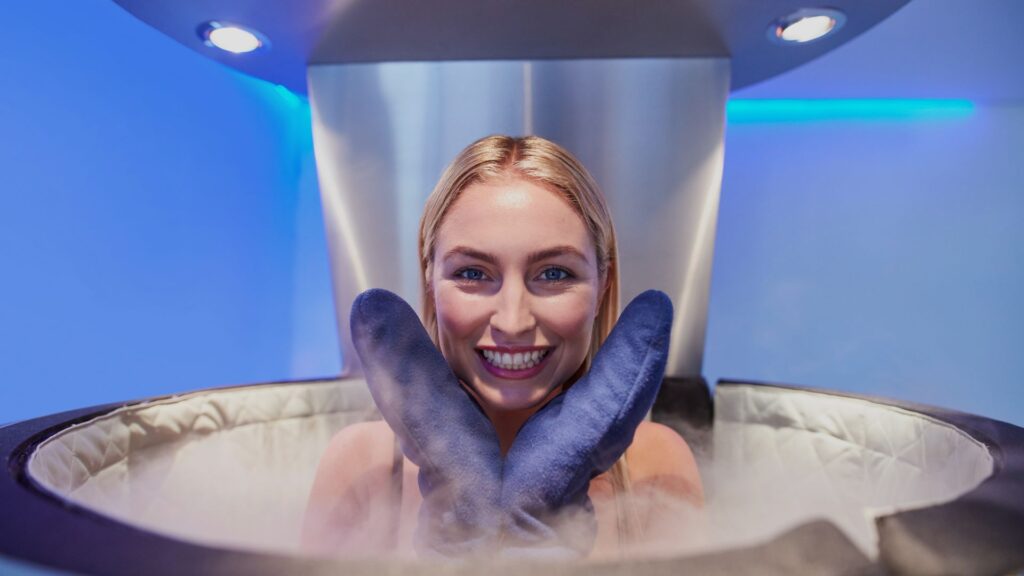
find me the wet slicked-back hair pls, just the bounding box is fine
[419,135,619,377]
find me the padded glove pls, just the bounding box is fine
[499,290,672,558]
[350,289,504,558]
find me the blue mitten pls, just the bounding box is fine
[350,289,504,558]
[499,290,673,558]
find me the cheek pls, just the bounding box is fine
[433,288,487,345]
[537,292,599,345]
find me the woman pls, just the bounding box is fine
[302,135,703,559]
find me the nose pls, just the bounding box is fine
[490,278,536,339]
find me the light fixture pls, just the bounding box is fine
[198,21,268,54]
[768,8,846,45]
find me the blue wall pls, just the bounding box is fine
[0,0,338,424]
[704,104,1024,426]
[2,1,1020,427]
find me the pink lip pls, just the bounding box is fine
[477,345,551,353]
[476,348,553,380]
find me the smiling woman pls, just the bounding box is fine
[302,135,703,559]
[429,177,604,448]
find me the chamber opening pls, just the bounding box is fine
[11,378,1005,573]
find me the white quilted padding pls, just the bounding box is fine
[705,384,993,557]
[28,378,377,553]
[26,380,994,559]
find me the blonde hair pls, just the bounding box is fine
[418,134,641,548]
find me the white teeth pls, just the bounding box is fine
[481,349,550,370]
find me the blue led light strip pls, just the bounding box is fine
[726,99,975,123]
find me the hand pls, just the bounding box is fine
[350,289,504,558]
[500,290,673,558]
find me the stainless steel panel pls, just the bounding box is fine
[308,58,728,377]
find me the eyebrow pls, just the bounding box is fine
[442,245,592,266]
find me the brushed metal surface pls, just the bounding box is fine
[309,58,728,377]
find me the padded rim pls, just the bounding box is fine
[0,379,354,576]
[718,380,1024,575]
[0,377,1020,575]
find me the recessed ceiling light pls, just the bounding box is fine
[768,8,846,45]
[198,21,268,54]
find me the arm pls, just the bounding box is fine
[300,421,394,556]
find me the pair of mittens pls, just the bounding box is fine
[350,289,672,559]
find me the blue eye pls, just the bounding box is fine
[540,267,571,281]
[456,268,486,281]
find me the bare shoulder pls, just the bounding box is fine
[626,421,704,504]
[328,419,395,454]
[318,420,394,473]
[628,421,695,463]
[302,420,397,553]
[306,420,396,510]
[299,416,395,553]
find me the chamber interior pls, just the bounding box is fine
[705,384,993,556]
[25,379,993,560]
[27,379,373,553]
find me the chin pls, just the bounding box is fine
[476,380,562,413]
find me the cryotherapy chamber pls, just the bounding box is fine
[2,0,1024,574]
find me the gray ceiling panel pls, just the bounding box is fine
[112,0,910,93]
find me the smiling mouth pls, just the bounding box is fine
[477,348,552,371]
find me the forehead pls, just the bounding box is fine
[435,177,595,261]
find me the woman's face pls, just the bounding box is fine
[430,176,603,415]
